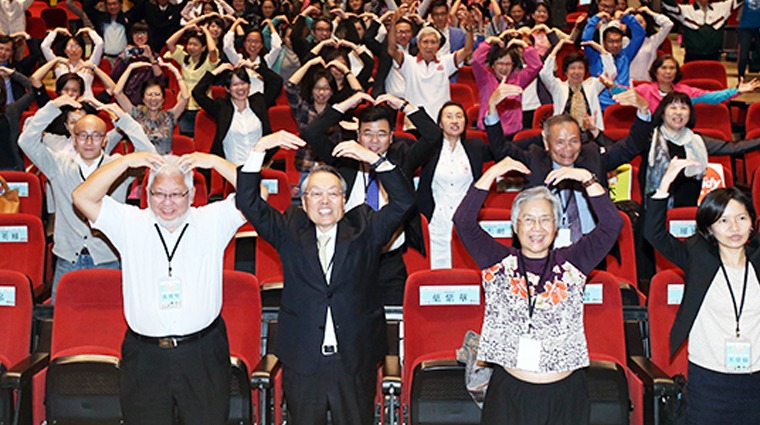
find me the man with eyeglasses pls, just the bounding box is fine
[72,149,249,425]
[236,128,415,425]
[301,91,440,305]
[18,94,156,302]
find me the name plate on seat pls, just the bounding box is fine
[419,285,480,306]
[0,226,28,242]
[261,179,279,195]
[0,286,16,307]
[668,284,684,305]
[479,220,512,238]
[583,283,603,304]
[669,220,696,238]
[6,182,28,197]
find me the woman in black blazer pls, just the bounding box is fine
[645,158,760,425]
[192,64,274,165]
[410,100,496,269]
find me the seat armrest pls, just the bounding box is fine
[1,352,49,390]
[251,353,280,390]
[382,355,401,395]
[628,355,675,390]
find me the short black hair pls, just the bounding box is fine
[697,187,756,245]
[0,35,12,45]
[652,92,696,129]
[603,26,624,41]
[649,54,682,83]
[219,67,251,89]
[358,104,392,128]
[486,43,523,70]
[129,20,149,40]
[562,52,588,75]
[56,73,85,95]
[300,68,337,105]
[436,101,468,130]
[140,78,166,100]
[312,17,332,30]
[430,0,449,13]
[53,33,87,57]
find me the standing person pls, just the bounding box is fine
[0,66,34,170]
[19,96,156,302]
[83,0,145,64]
[110,21,166,106]
[628,6,674,82]
[738,1,760,79]
[453,157,622,425]
[0,0,33,62]
[72,151,246,425]
[645,159,760,425]
[663,0,742,62]
[236,130,416,425]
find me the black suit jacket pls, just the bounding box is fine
[83,0,144,36]
[192,71,278,161]
[644,196,760,357]
[301,106,441,255]
[236,165,416,374]
[487,115,653,189]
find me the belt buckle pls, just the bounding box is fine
[322,345,336,356]
[158,337,178,349]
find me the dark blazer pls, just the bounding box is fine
[83,0,145,36]
[301,106,441,255]
[410,111,495,220]
[192,70,277,160]
[639,133,760,207]
[487,114,653,188]
[235,165,416,374]
[644,196,760,357]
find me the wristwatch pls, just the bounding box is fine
[582,173,598,188]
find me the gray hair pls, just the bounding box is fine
[542,114,581,140]
[147,155,193,195]
[299,164,348,196]
[511,186,562,231]
[417,26,441,43]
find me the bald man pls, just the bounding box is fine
[19,95,156,302]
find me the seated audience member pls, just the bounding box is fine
[19,95,156,302]
[41,27,105,98]
[473,35,540,136]
[305,38,374,94]
[487,86,650,243]
[192,64,274,166]
[110,21,166,106]
[663,0,741,62]
[363,13,417,97]
[301,91,439,305]
[453,156,622,425]
[224,18,284,90]
[82,0,145,62]
[582,9,645,110]
[236,131,415,425]
[291,6,333,64]
[387,4,474,126]
[633,55,760,112]
[427,0,467,55]
[164,21,221,136]
[141,0,184,52]
[540,38,615,132]
[627,6,673,82]
[0,33,41,101]
[181,0,235,24]
[114,61,189,154]
[0,66,34,170]
[0,0,33,62]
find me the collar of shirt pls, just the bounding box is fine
[316,223,338,243]
[75,153,104,179]
[416,53,440,63]
[151,209,192,234]
[694,2,714,11]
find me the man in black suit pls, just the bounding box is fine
[300,92,439,305]
[236,131,416,424]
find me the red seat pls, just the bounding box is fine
[603,128,630,141]
[170,134,196,155]
[648,269,688,378]
[655,207,698,272]
[194,110,217,154]
[456,65,477,95]
[512,128,542,141]
[0,214,46,298]
[268,105,299,134]
[483,189,521,209]
[680,78,725,92]
[465,129,488,144]
[274,85,288,106]
[693,103,732,141]
[402,214,431,274]
[465,104,479,128]
[606,211,638,286]
[0,171,43,217]
[603,103,637,130]
[744,129,760,186]
[681,60,727,89]
[451,208,512,270]
[40,7,68,30]
[449,83,476,112]
[0,270,34,424]
[532,104,554,129]
[26,16,47,39]
[746,102,760,134]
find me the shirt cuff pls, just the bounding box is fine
[636,110,652,122]
[483,112,499,126]
[242,151,266,172]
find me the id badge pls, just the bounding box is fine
[159,277,182,309]
[725,337,751,374]
[554,228,572,249]
[516,335,541,372]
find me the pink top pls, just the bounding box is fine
[635,82,738,112]
[473,42,541,135]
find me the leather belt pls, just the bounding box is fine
[131,316,221,349]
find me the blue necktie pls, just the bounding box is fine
[366,173,379,211]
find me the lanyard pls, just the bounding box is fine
[517,252,551,332]
[78,155,105,181]
[719,257,749,338]
[154,223,189,277]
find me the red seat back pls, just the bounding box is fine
[449,83,476,112]
[532,104,554,129]
[693,103,732,141]
[681,60,727,89]
[583,270,626,366]
[221,271,261,371]
[746,103,760,134]
[0,214,45,296]
[603,104,637,130]
[40,7,68,30]
[648,269,688,377]
[680,78,725,92]
[170,134,196,155]
[606,211,637,285]
[0,270,34,369]
[194,110,217,153]
[402,213,431,274]
[268,105,299,134]
[655,207,698,272]
[0,171,43,217]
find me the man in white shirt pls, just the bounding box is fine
[72,151,245,425]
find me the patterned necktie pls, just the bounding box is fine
[569,87,587,130]
[564,189,583,243]
[366,172,380,211]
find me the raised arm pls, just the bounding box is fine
[288,55,326,85]
[222,24,244,65]
[454,12,475,66]
[113,61,152,113]
[179,152,238,188]
[40,28,67,62]
[201,25,220,63]
[387,5,407,67]
[80,28,104,65]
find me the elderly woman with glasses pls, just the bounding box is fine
[452,156,623,425]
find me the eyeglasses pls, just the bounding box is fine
[304,190,343,200]
[518,216,554,228]
[361,130,390,140]
[74,132,105,142]
[313,85,332,92]
[150,190,189,201]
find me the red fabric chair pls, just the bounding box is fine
[465,129,488,144]
[512,128,542,141]
[681,60,727,89]
[465,104,479,128]
[456,65,477,94]
[648,269,688,378]
[694,103,732,142]
[655,207,698,272]
[603,103,637,130]
[170,134,196,155]
[744,129,760,186]
[26,16,47,39]
[449,83,476,112]
[194,110,217,154]
[477,208,512,247]
[0,171,43,217]
[746,102,760,134]
[268,105,299,134]
[606,211,638,287]
[40,7,68,30]
[0,214,45,298]
[274,85,288,106]
[401,269,484,414]
[680,78,725,92]
[403,213,431,274]
[484,189,520,209]
[532,104,554,129]
[602,128,630,142]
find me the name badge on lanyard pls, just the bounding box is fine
[159,277,182,309]
[554,228,572,248]
[726,337,751,374]
[516,335,542,372]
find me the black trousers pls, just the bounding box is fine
[282,354,377,425]
[378,249,407,306]
[120,318,231,425]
